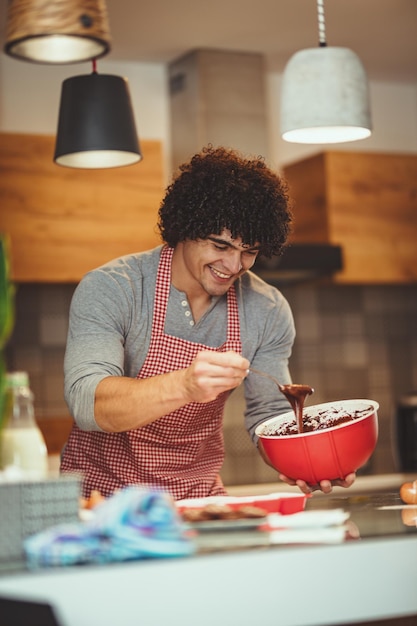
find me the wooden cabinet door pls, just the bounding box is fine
[0,133,165,282]
[283,151,417,284]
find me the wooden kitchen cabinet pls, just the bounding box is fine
[0,133,165,282]
[282,151,417,284]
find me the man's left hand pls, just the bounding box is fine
[279,472,356,494]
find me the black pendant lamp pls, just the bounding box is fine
[4,0,111,65]
[54,65,142,169]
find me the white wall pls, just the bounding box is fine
[1,54,416,179]
[0,57,168,138]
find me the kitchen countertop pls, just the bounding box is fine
[226,472,416,497]
[0,473,416,626]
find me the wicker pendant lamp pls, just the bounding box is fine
[4,0,111,64]
[280,0,372,144]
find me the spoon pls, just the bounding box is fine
[248,367,314,433]
[248,367,286,391]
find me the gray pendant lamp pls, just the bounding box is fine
[281,0,372,144]
[4,0,111,64]
[54,66,142,169]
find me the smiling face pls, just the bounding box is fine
[172,229,260,300]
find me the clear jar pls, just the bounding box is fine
[0,371,48,477]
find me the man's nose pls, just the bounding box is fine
[225,251,243,274]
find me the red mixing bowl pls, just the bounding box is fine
[255,399,379,485]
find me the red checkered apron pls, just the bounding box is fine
[61,246,242,499]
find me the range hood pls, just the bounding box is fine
[168,49,343,284]
[252,243,343,286]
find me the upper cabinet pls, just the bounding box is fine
[0,133,165,282]
[282,151,417,284]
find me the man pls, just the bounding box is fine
[61,146,355,499]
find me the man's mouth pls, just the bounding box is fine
[209,265,234,280]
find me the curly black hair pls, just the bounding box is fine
[157,146,293,258]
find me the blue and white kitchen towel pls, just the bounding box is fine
[24,486,195,568]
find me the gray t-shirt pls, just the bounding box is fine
[64,245,296,443]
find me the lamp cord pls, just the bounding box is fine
[317,0,327,47]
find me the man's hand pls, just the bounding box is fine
[279,472,356,494]
[183,350,250,404]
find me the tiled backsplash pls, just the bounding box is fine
[223,283,417,484]
[5,284,75,419]
[5,282,417,485]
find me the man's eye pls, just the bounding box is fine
[214,244,228,251]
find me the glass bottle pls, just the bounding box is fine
[0,371,48,477]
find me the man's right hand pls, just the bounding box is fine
[183,350,249,404]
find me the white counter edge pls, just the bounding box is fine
[0,534,416,626]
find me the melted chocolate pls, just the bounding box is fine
[261,405,373,437]
[248,368,314,433]
[279,384,314,433]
